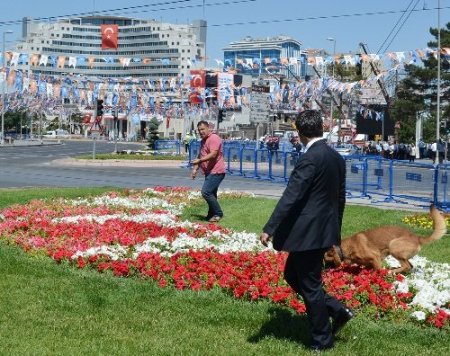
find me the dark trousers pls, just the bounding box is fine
[284,249,346,348]
[201,173,225,218]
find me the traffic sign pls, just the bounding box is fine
[250,84,271,123]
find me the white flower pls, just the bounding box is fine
[389,255,450,316]
[411,311,426,321]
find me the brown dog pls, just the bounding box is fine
[324,205,447,274]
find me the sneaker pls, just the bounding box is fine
[208,215,222,222]
[332,307,354,336]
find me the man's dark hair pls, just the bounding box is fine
[197,120,209,127]
[295,110,323,138]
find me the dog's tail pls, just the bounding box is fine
[420,205,447,245]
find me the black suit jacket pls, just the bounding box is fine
[263,139,346,252]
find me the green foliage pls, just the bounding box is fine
[392,22,450,142]
[0,187,116,210]
[147,117,160,150]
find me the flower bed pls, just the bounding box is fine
[0,186,448,328]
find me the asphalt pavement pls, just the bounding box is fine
[0,139,429,212]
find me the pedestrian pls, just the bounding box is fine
[191,121,226,222]
[409,143,416,162]
[183,131,192,154]
[260,110,353,352]
[418,138,426,159]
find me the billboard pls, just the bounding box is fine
[355,105,394,136]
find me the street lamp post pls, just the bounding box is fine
[1,30,13,145]
[436,0,441,147]
[327,37,337,143]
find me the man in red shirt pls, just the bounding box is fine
[191,120,226,222]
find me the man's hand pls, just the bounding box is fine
[191,167,198,180]
[259,232,271,247]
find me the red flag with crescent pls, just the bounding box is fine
[101,25,118,50]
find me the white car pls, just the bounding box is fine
[333,144,361,156]
[43,130,70,138]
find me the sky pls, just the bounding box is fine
[0,0,449,66]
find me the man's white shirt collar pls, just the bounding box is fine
[304,137,324,153]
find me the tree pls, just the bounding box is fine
[391,22,450,143]
[147,118,160,150]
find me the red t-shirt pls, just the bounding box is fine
[199,133,226,174]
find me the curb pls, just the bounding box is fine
[52,157,188,168]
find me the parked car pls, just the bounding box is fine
[332,143,362,156]
[43,129,70,138]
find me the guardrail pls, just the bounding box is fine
[186,141,450,211]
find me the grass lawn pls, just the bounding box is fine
[0,187,449,355]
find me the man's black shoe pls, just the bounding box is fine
[309,342,334,352]
[332,307,354,336]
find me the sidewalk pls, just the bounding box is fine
[0,139,63,147]
[52,157,186,168]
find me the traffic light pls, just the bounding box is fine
[218,109,224,123]
[96,99,104,117]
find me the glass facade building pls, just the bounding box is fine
[222,36,307,79]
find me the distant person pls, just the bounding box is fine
[430,141,437,163]
[183,132,193,154]
[191,121,226,222]
[290,135,303,153]
[438,139,445,164]
[260,110,353,351]
[408,143,416,163]
[418,138,426,159]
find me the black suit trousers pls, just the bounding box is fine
[284,249,346,347]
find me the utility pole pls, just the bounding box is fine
[327,38,337,141]
[436,0,441,145]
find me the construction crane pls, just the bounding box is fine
[359,42,391,108]
[311,65,347,122]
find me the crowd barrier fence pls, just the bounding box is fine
[180,141,450,211]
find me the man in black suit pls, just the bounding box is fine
[260,110,353,351]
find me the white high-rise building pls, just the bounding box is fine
[15,16,206,79]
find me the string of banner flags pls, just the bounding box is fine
[0,46,448,121]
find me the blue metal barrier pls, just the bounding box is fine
[184,141,450,210]
[155,140,181,155]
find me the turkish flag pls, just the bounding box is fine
[101,24,118,50]
[190,69,205,88]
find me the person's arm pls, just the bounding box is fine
[262,157,315,237]
[191,148,219,179]
[192,150,218,165]
[191,151,202,179]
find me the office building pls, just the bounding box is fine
[222,35,307,80]
[15,16,206,79]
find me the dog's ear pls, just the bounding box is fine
[323,248,335,267]
[332,245,343,266]
[323,246,342,267]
